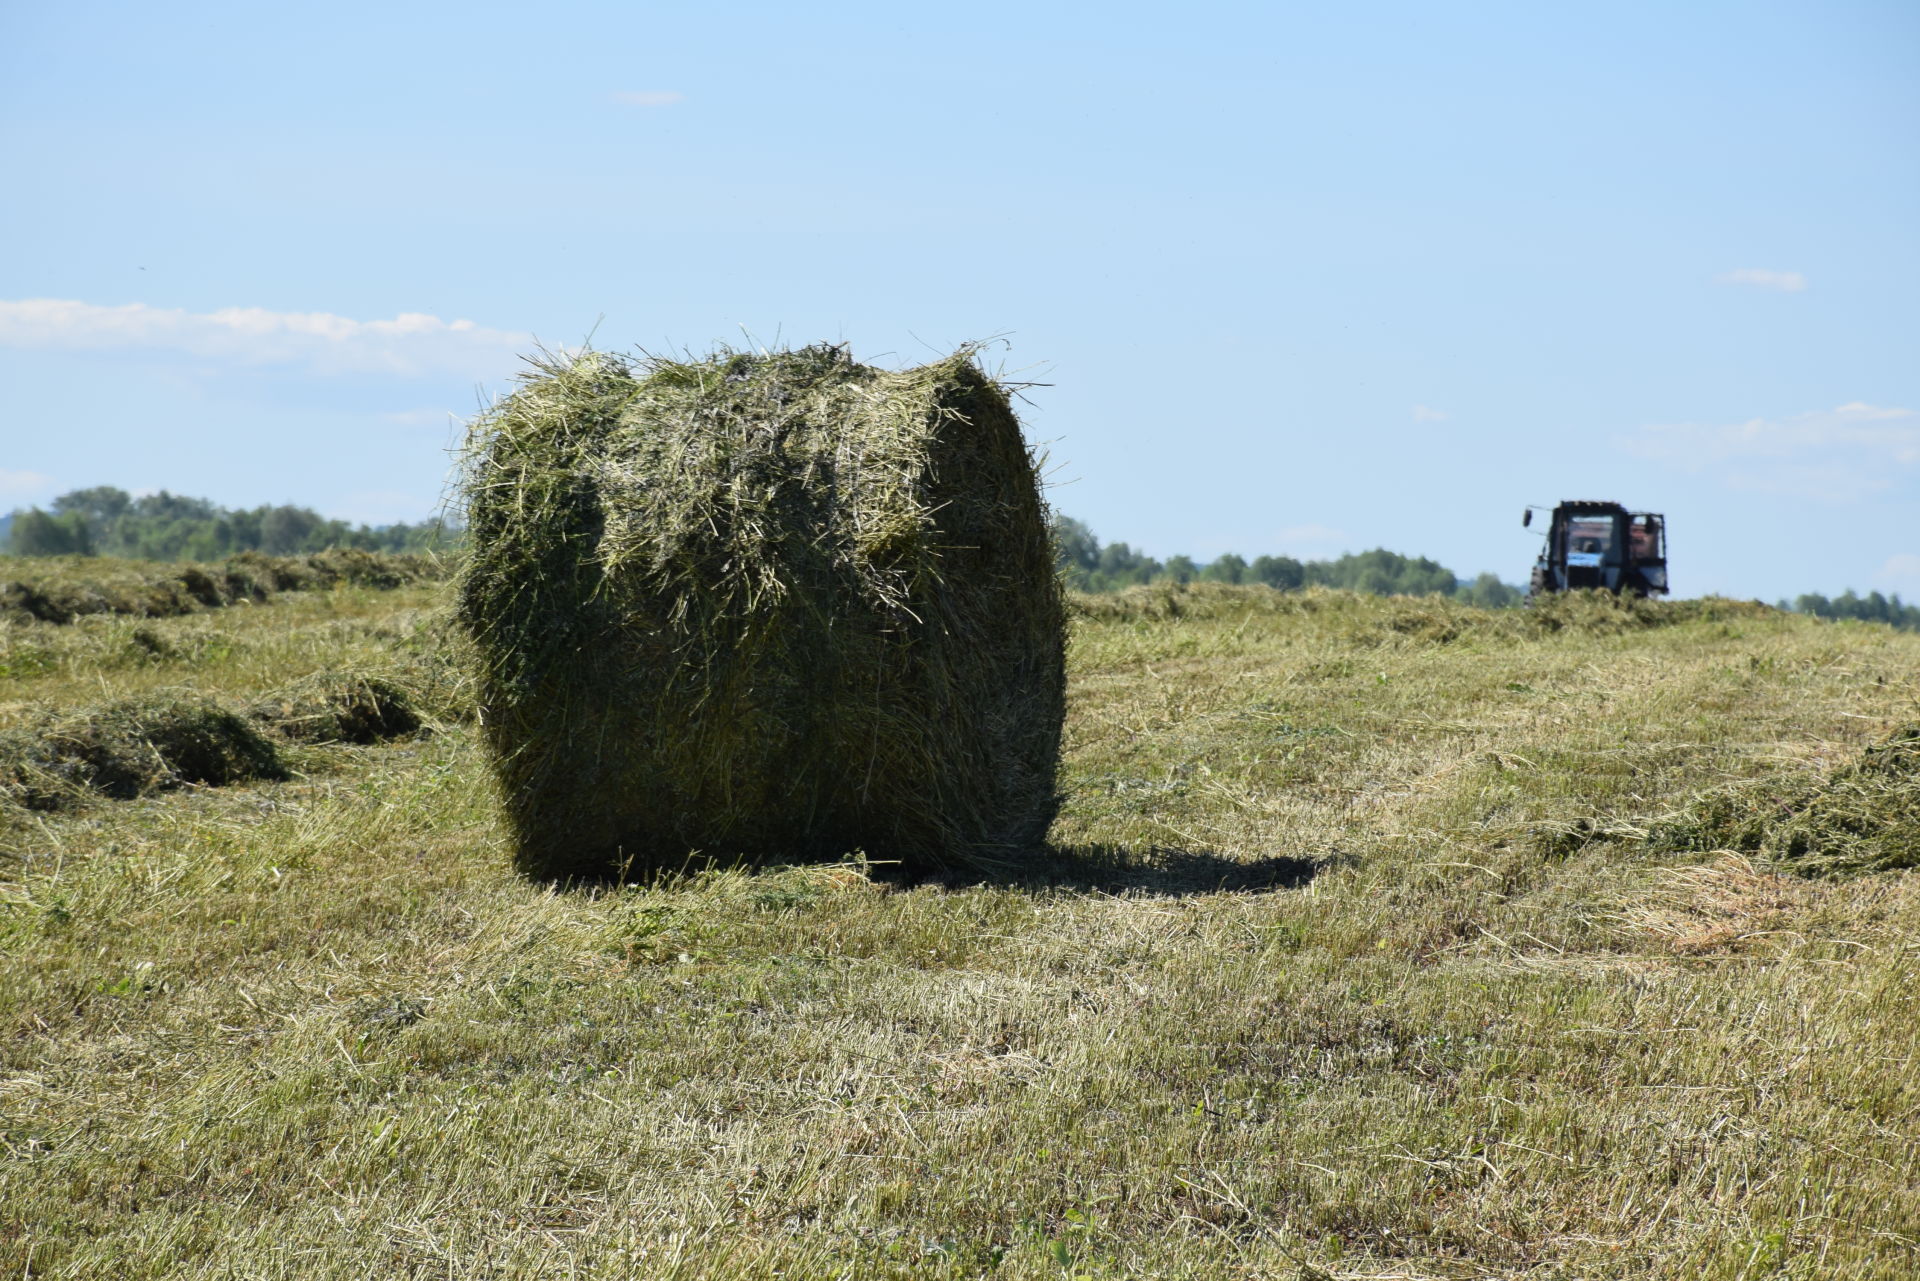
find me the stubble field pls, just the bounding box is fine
[2,562,1917,1279]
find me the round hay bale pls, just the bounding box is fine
[456,343,1065,881]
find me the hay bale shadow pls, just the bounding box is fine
[531,843,1333,898]
[897,843,1335,896]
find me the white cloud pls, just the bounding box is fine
[0,469,54,501]
[1715,267,1807,292]
[611,90,684,106]
[1618,402,1920,501]
[0,299,529,377]
[1411,404,1450,423]
[1875,553,1920,595]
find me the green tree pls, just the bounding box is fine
[1307,549,1455,596]
[8,485,452,561]
[1051,514,1101,588]
[1249,554,1304,590]
[1094,541,1161,589]
[1794,589,1920,631]
[1459,572,1522,609]
[1201,553,1246,584]
[52,485,132,536]
[9,508,94,556]
[260,505,323,554]
[1047,514,1526,605]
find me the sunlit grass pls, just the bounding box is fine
[2,579,1917,1278]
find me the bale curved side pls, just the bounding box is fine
[457,345,1064,881]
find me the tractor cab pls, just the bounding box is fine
[1526,500,1668,597]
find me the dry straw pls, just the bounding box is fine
[456,343,1065,881]
[1653,722,1920,876]
[0,668,444,817]
[249,672,423,744]
[0,550,443,625]
[0,695,287,812]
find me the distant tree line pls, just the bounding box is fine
[5,487,452,560]
[1783,590,1920,631]
[1053,515,1523,606]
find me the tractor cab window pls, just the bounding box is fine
[1628,515,1663,562]
[1563,515,1615,567]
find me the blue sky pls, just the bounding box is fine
[2,0,1915,600]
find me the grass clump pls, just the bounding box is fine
[249,672,424,744]
[458,344,1065,881]
[235,547,443,592]
[0,667,440,815]
[0,694,287,811]
[1652,723,1920,875]
[1522,587,1780,633]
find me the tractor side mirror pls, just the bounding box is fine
[1522,509,1532,528]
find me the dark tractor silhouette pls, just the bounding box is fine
[1525,500,1668,598]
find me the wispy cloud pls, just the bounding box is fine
[1411,404,1449,423]
[1619,402,1920,500]
[1876,553,1920,594]
[1715,267,1807,293]
[0,469,54,501]
[0,299,529,377]
[610,90,684,107]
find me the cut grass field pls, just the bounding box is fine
[2,568,1917,1279]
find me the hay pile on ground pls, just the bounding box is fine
[249,672,423,744]
[1067,582,1781,638]
[0,669,443,816]
[1651,723,1920,875]
[0,695,288,811]
[457,344,1065,881]
[0,551,445,625]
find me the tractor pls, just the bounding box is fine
[1525,500,1668,598]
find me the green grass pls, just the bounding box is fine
[3,578,1918,1278]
